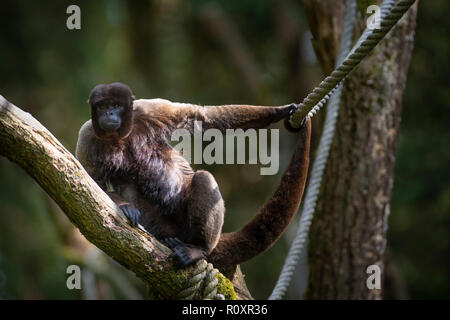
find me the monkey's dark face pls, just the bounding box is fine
[88,82,135,140]
[96,102,124,132]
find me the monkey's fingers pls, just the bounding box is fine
[119,204,141,227]
[287,103,300,116]
[273,104,297,123]
[284,112,308,133]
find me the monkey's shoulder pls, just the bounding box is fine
[133,98,173,116]
[76,120,96,149]
[77,119,94,137]
[133,98,197,120]
[75,120,98,173]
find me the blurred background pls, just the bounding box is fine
[0,0,448,299]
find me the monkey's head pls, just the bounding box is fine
[88,82,135,140]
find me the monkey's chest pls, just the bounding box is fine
[100,143,188,215]
[110,177,183,238]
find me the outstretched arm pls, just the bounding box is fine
[133,98,299,132]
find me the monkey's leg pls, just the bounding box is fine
[170,170,225,266]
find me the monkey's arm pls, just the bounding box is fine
[75,121,141,227]
[134,99,298,132]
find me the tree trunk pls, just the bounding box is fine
[304,0,418,299]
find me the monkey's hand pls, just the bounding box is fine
[161,237,206,266]
[283,103,307,132]
[273,103,299,123]
[119,204,141,227]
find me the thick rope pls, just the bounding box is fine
[177,259,222,300]
[269,0,411,300]
[289,0,417,127]
[268,0,356,300]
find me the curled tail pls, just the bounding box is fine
[208,118,312,269]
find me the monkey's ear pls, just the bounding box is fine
[131,95,136,101]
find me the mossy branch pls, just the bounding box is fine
[0,95,240,300]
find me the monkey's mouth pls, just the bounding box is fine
[100,121,121,132]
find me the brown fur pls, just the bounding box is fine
[76,82,311,268]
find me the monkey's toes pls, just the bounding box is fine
[173,245,205,266]
[161,237,184,249]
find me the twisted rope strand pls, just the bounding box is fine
[177,259,222,300]
[289,0,416,127]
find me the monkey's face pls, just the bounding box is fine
[95,102,124,132]
[88,82,135,140]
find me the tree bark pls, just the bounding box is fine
[303,0,344,75]
[304,0,418,299]
[0,95,243,300]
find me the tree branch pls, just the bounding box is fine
[0,95,239,300]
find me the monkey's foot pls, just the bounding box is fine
[119,204,141,227]
[161,238,206,266]
[173,245,206,266]
[161,237,184,249]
